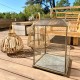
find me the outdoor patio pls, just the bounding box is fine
[0,29,80,80]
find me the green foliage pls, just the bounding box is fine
[73,0,80,11]
[25,0,55,8]
[11,12,18,19]
[24,4,43,19]
[73,0,80,6]
[3,12,11,19]
[25,0,47,6]
[24,1,55,19]
[41,13,50,19]
[25,0,35,5]
[0,12,26,21]
[0,13,4,18]
[18,12,26,20]
[56,0,70,12]
[56,0,70,7]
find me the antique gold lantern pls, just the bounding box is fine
[33,19,71,76]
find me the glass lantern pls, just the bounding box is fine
[33,19,71,76]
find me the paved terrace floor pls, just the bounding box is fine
[0,29,80,80]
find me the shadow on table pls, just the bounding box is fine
[7,49,34,58]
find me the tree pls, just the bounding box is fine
[26,0,47,6]
[25,0,55,14]
[3,12,11,19]
[25,0,55,8]
[24,4,43,19]
[73,0,80,6]
[53,0,55,7]
[18,12,26,20]
[56,0,70,12]
[56,0,70,7]
[11,12,18,19]
[0,13,4,18]
[49,0,55,8]
[73,0,80,11]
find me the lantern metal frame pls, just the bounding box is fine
[33,19,71,76]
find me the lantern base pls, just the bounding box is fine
[33,54,71,76]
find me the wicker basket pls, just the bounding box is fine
[0,30,24,54]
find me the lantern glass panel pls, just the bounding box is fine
[33,19,70,76]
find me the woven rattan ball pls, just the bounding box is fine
[0,31,24,54]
